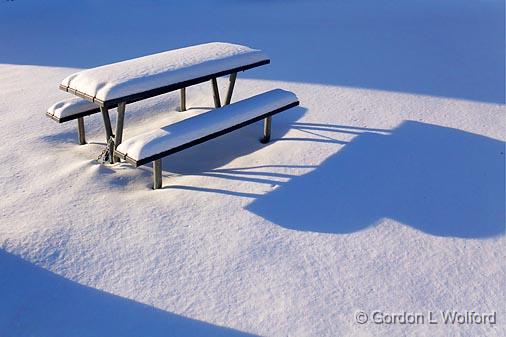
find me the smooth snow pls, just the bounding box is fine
[60,42,268,102]
[117,89,298,161]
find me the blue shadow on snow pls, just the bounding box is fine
[0,0,504,103]
[246,120,505,238]
[0,250,257,337]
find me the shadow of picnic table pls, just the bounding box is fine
[246,120,505,238]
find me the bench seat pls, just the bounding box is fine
[115,89,299,170]
[46,97,100,123]
[46,97,101,144]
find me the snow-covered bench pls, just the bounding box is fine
[46,97,101,144]
[51,42,270,160]
[115,89,299,189]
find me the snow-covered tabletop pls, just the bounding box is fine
[59,42,269,105]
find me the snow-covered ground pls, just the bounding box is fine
[0,1,504,336]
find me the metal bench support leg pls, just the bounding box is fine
[180,87,186,111]
[77,117,86,145]
[261,116,272,144]
[100,107,113,141]
[224,72,237,105]
[211,78,221,108]
[113,102,126,163]
[153,159,162,189]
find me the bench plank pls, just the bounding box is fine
[46,97,100,123]
[115,89,299,167]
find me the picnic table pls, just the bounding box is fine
[47,42,299,189]
[58,42,269,160]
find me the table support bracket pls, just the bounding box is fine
[224,72,237,106]
[113,102,126,163]
[211,78,221,108]
[100,107,113,141]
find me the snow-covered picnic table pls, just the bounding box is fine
[48,41,300,189]
[58,42,270,161]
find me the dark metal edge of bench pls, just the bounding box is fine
[59,59,270,108]
[115,100,299,168]
[45,108,101,123]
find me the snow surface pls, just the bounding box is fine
[1,1,505,337]
[117,89,298,161]
[46,97,98,120]
[60,42,268,102]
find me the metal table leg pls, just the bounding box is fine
[261,116,272,143]
[113,102,126,163]
[180,87,186,111]
[100,107,113,141]
[224,72,237,106]
[153,159,162,189]
[211,78,221,108]
[100,107,115,163]
[77,117,86,145]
